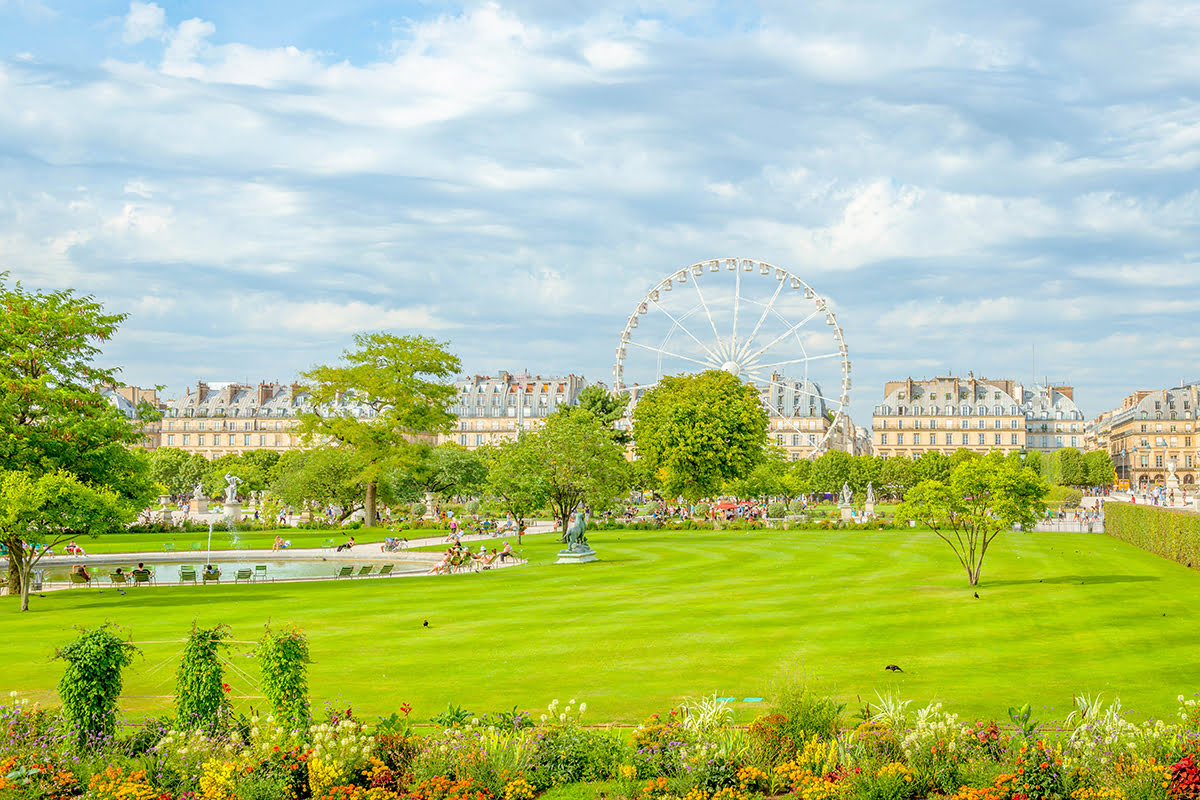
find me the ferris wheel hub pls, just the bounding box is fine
[720,360,741,376]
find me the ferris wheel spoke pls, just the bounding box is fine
[731,266,742,359]
[735,278,785,364]
[626,339,719,370]
[689,277,727,359]
[739,308,823,366]
[744,351,842,371]
[651,300,722,363]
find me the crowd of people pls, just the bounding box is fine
[427,540,515,575]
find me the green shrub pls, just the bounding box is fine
[1048,486,1083,508]
[1106,503,1200,569]
[410,502,427,518]
[770,676,844,743]
[466,499,481,514]
[788,499,806,514]
[767,502,787,519]
[693,503,711,518]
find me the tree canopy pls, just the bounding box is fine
[576,385,631,445]
[298,333,460,526]
[632,370,768,501]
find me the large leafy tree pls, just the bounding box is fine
[1084,450,1116,487]
[811,450,853,495]
[1044,446,1088,487]
[632,370,768,501]
[482,439,547,534]
[299,333,460,527]
[269,447,370,521]
[877,456,916,500]
[0,275,156,597]
[392,443,488,503]
[203,450,281,498]
[521,408,629,534]
[148,447,209,498]
[0,470,128,611]
[896,453,1048,586]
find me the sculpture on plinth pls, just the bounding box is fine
[556,509,598,564]
[223,472,243,503]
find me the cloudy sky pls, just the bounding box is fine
[3,0,1199,423]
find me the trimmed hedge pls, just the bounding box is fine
[1105,502,1200,569]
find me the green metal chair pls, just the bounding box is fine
[334,566,353,579]
[109,572,129,586]
[254,565,268,581]
[132,568,154,586]
[377,564,393,577]
[234,568,253,583]
[179,566,198,584]
[355,566,373,578]
[163,542,176,552]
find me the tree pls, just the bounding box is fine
[0,274,157,594]
[576,385,631,445]
[148,447,209,498]
[848,455,882,496]
[204,450,281,498]
[633,370,767,501]
[0,469,129,611]
[521,408,629,534]
[895,454,1048,586]
[1044,447,1087,487]
[948,448,981,471]
[299,333,460,527]
[270,447,369,521]
[912,451,951,484]
[393,443,488,503]
[811,450,852,496]
[482,439,547,535]
[1084,450,1116,487]
[877,457,915,500]
[729,457,787,503]
[781,459,813,502]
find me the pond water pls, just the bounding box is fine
[40,558,427,583]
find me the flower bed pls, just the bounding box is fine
[3,691,1200,800]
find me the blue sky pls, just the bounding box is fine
[3,0,1199,424]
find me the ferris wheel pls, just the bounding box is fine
[612,257,852,457]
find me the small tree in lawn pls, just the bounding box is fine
[483,439,547,536]
[258,623,311,727]
[523,408,629,535]
[0,469,129,611]
[176,623,232,732]
[56,625,138,746]
[896,453,1048,586]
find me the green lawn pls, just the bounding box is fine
[46,526,396,555]
[3,528,1197,725]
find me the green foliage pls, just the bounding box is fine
[257,623,311,726]
[577,384,631,445]
[896,453,1049,585]
[911,451,950,484]
[811,450,853,495]
[1084,450,1116,486]
[767,502,786,519]
[55,624,138,744]
[299,332,461,526]
[0,468,129,610]
[148,448,210,497]
[502,408,629,533]
[410,502,427,518]
[175,623,231,731]
[781,459,813,500]
[1105,503,1200,570]
[430,703,473,727]
[527,724,626,788]
[769,676,844,743]
[270,447,368,519]
[0,275,155,598]
[203,450,281,497]
[1047,485,1083,508]
[1044,447,1087,487]
[632,370,768,501]
[1007,703,1039,739]
[877,457,915,499]
[392,443,488,502]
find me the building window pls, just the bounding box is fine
[1141,456,1149,467]
[977,433,985,445]
[167,434,176,445]
[243,434,251,446]
[1011,433,1018,445]
[259,435,266,446]
[229,435,236,446]
[912,433,920,444]
[994,433,1001,445]
[879,434,888,445]
[961,433,969,445]
[945,433,953,445]
[896,434,904,445]
[197,435,205,446]
[475,434,485,446]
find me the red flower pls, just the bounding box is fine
[401,703,413,716]
[222,683,231,693]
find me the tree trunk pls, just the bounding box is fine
[364,481,378,528]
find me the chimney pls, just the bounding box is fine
[1054,385,1074,401]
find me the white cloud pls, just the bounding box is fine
[122,2,165,44]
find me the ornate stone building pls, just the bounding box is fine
[438,372,588,449]
[872,375,1027,457]
[1103,384,1199,490]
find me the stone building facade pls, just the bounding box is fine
[1104,384,1200,490]
[872,375,1027,457]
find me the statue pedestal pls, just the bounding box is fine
[839,503,854,522]
[190,496,208,514]
[556,546,599,564]
[863,501,875,519]
[157,508,174,524]
[223,502,242,523]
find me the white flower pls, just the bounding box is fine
[540,714,547,723]
[569,698,576,705]
[579,703,587,713]
[559,713,566,722]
